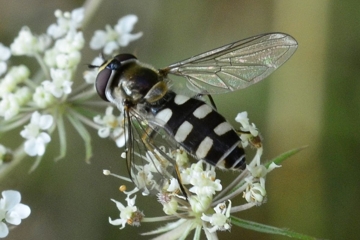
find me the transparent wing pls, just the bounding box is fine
[124,108,180,195]
[161,33,298,94]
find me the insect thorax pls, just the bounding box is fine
[106,61,167,109]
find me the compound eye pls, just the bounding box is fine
[113,53,137,63]
[95,67,111,101]
[94,54,137,101]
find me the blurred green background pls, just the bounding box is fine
[1,0,359,239]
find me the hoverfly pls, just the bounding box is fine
[94,33,298,195]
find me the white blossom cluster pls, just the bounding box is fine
[0,8,86,159]
[106,112,281,239]
[0,9,142,164]
[0,8,143,238]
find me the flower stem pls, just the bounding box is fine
[82,0,105,30]
[0,146,27,181]
[34,53,50,80]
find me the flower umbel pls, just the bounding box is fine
[107,112,286,239]
[0,9,143,237]
[0,9,142,169]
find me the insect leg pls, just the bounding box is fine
[235,129,262,148]
[207,94,217,110]
[195,93,218,110]
[141,127,189,199]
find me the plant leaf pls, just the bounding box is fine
[265,146,308,168]
[230,216,317,239]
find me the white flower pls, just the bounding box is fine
[0,190,31,238]
[235,111,259,147]
[0,89,31,121]
[0,65,30,98]
[32,85,56,108]
[161,196,179,215]
[90,14,143,55]
[112,127,127,148]
[94,106,126,147]
[0,43,11,76]
[45,11,84,70]
[188,195,212,214]
[243,177,267,205]
[47,8,84,39]
[14,86,31,105]
[55,51,81,69]
[10,27,49,56]
[109,195,143,229]
[181,161,222,196]
[83,56,104,84]
[167,178,180,192]
[235,111,258,136]
[54,31,84,53]
[201,200,232,233]
[83,69,97,84]
[42,68,73,98]
[20,111,53,156]
[0,93,24,120]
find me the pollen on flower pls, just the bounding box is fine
[128,210,144,227]
[109,194,144,229]
[119,185,127,192]
[156,192,172,204]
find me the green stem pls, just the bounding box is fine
[0,146,27,181]
[34,53,50,80]
[54,115,67,161]
[67,111,93,163]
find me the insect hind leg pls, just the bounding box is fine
[141,127,190,199]
[195,92,217,110]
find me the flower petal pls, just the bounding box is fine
[11,203,31,219]
[30,111,41,124]
[39,114,53,129]
[24,139,38,156]
[1,190,20,210]
[5,210,21,225]
[115,15,138,33]
[0,222,9,238]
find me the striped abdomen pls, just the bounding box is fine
[149,91,245,169]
